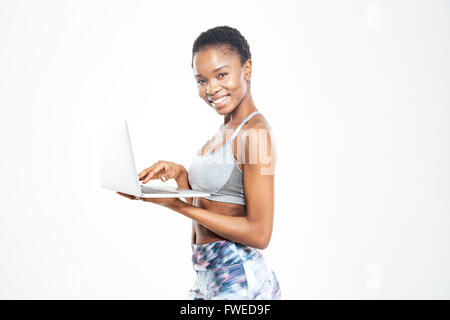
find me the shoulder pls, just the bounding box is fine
[236,113,277,168]
[241,113,275,144]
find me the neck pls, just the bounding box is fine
[224,91,257,126]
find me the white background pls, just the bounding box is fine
[1,0,449,299]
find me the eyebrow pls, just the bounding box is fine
[195,65,230,77]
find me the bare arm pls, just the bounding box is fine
[131,124,276,249]
[138,161,194,206]
[177,167,197,244]
[174,166,194,205]
[169,124,276,250]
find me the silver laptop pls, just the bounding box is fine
[96,120,210,198]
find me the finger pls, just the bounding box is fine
[140,163,162,182]
[138,163,158,180]
[160,167,168,182]
[142,163,166,183]
[165,166,178,180]
[151,165,170,182]
[138,162,162,180]
[116,191,137,200]
[116,191,132,199]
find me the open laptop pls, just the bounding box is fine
[96,119,211,198]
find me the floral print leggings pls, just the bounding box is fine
[188,240,281,300]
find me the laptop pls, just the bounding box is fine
[96,119,211,198]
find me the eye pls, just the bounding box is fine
[197,79,206,85]
[218,73,228,78]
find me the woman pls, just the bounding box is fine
[117,26,281,300]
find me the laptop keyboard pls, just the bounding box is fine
[140,185,179,194]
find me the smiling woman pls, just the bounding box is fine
[118,25,281,300]
[185,26,281,300]
[191,27,253,119]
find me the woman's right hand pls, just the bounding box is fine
[138,160,185,183]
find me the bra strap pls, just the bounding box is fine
[230,111,261,141]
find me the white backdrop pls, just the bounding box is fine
[1,0,449,299]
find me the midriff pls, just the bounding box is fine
[192,197,246,245]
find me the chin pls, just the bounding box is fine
[214,107,226,114]
[216,105,235,115]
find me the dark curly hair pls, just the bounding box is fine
[191,25,252,69]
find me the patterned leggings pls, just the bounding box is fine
[188,240,281,300]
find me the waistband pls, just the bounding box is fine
[191,240,263,271]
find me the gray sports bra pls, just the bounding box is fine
[188,111,261,205]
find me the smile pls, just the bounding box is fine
[210,94,230,107]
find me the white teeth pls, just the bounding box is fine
[212,95,228,104]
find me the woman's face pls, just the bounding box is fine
[193,46,251,115]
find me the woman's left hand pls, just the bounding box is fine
[116,191,181,209]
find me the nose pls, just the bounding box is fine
[206,79,220,96]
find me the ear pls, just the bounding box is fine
[244,59,252,81]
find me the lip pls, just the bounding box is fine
[209,94,230,108]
